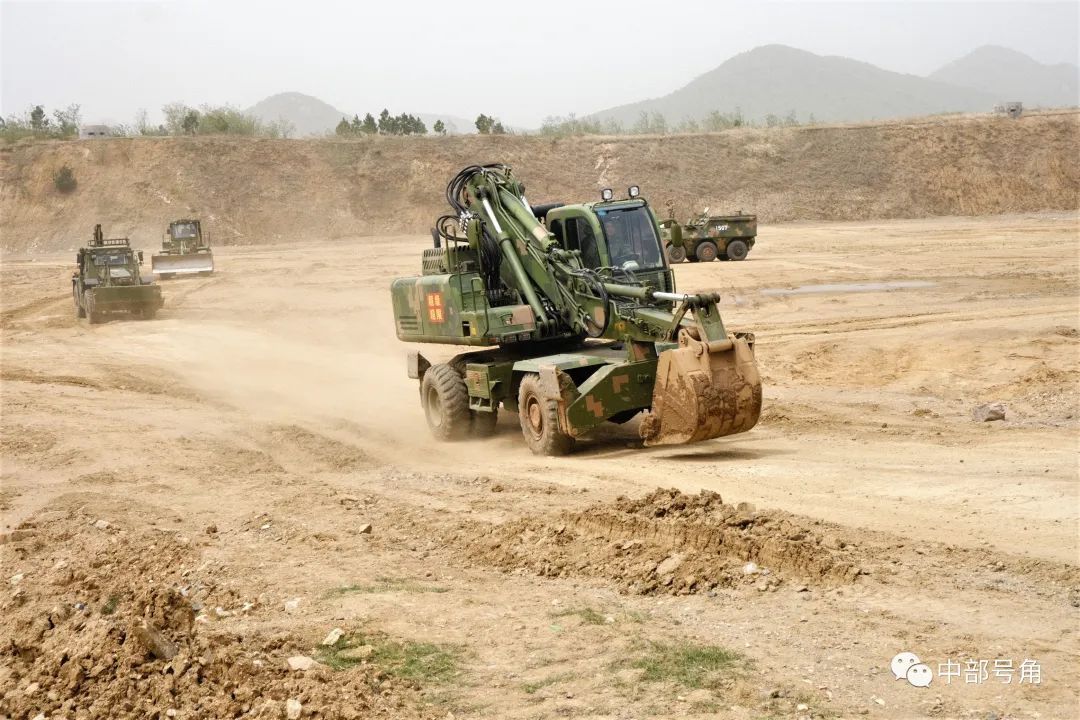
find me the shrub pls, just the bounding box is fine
[53,165,77,194]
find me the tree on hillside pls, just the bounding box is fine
[633,111,667,134]
[397,113,426,135]
[492,121,506,135]
[703,108,744,131]
[29,105,47,131]
[377,109,394,135]
[361,113,377,134]
[52,105,81,136]
[181,109,200,135]
[433,119,446,136]
[475,113,493,134]
[336,117,351,136]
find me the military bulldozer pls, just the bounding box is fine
[659,205,757,263]
[152,219,214,277]
[391,164,761,455]
[73,225,163,324]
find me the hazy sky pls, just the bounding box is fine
[2,0,1077,128]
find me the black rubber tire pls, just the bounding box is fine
[421,364,471,441]
[726,239,749,261]
[686,254,700,263]
[666,244,686,263]
[76,302,86,319]
[87,311,102,325]
[517,373,574,456]
[695,241,719,262]
[471,409,499,437]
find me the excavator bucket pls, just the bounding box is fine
[640,330,762,446]
[151,252,215,277]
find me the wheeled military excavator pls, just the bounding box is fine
[391,164,761,455]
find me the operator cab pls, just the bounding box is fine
[170,221,199,239]
[546,187,668,276]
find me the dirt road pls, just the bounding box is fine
[2,212,1077,719]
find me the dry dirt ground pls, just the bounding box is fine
[2,212,1078,720]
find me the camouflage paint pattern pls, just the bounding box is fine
[393,165,762,451]
[73,227,163,321]
[659,211,758,262]
[152,219,214,276]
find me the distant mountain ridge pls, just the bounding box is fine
[247,46,1078,135]
[588,44,1077,127]
[929,45,1079,108]
[246,92,475,137]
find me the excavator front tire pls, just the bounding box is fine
[421,363,471,441]
[517,373,574,456]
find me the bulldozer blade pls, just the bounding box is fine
[151,252,214,276]
[640,332,761,446]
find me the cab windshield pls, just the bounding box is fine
[93,252,131,266]
[172,223,198,239]
[597,206,664,271]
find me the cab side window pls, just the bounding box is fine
[550,219,565,247]
[578,220,601,268]
[566,218,602,268]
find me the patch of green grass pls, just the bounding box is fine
[552,606,648,625]
[316,631,462,684]
[324,576,449,597]
[100,594,119,615]
[521,671,577,694]
[615,641,744,689]
[553,606,607,625]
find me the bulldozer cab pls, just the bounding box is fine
[169,220,200,241]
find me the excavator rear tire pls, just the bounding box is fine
[666,244,686,263]
[518,373,574,456]
[421,364,471,441]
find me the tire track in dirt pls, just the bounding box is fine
[0,293,71,328]
[754,304,1076,340]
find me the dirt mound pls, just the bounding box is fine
[0,510,427,720]
[464,488,867,595]
[3,112,1078,253]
